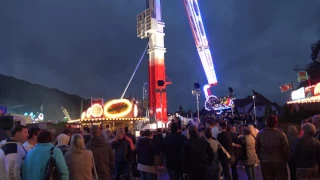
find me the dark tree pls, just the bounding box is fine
[310,40,320,62]
[306,40,320,84]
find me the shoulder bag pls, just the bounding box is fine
[44,147,60,180]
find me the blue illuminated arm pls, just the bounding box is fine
[183,0,218,87]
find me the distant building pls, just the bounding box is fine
[234,93,281,117]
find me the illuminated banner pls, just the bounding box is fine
[291,87,306,100]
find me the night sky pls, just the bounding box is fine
[0,0,320,111]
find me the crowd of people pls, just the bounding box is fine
[0,114,320,180]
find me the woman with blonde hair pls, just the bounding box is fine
[240,127,259,180]
[65,134,96,180]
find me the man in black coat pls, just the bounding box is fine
[182,126,214,180]
[163,122,187,180]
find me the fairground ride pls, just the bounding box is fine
[136,0,218,123]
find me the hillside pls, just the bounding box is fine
[0,74,90,121]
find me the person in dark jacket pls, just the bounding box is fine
[82,126,91,144]
[124,127,136,145]
[182,125,214,180]
[218,121,236,180]
[153,129,163,151]
[112,129,133,180]
[163,122,187,180]
[86,125,115,180]
[124,126,137,174]
[286,125,300,180]
[256,115,289,180]
[228,125,241,180]
[292,123,320,180]
[136,130,157,180]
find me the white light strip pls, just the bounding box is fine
[185,0,218,85]
[203,84,211,98]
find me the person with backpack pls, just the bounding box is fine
[22,130,69,180]
[0,125,29,180]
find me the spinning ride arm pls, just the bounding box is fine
[183,0,218,97]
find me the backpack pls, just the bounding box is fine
[44,147,60,180]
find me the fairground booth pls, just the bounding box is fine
[80,98,147,130]
[287,82,320,104]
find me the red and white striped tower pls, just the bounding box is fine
[137,0,169,123]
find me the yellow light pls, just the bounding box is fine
[91,104,103,118]
[81,112,86,120]
[67,119,81,123]
[314,83,320,96]
[133,105,138,117]
[104,99,133,119]
[287,95,320,104]
[86,107,92,118]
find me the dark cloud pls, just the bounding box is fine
[0,0,320,111]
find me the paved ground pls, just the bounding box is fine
[132,165,263,180]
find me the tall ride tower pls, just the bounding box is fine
[137,0,169,123]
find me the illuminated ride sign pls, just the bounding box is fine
[104,99,133,119]
[291,87,306,100]
[81,99,139,120]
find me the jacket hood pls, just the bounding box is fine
[88,135,106,147]
[57,134,70,145]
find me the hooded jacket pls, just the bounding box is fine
[0,138,27,180]
[56,134,70,155]
[86,136,115,180]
